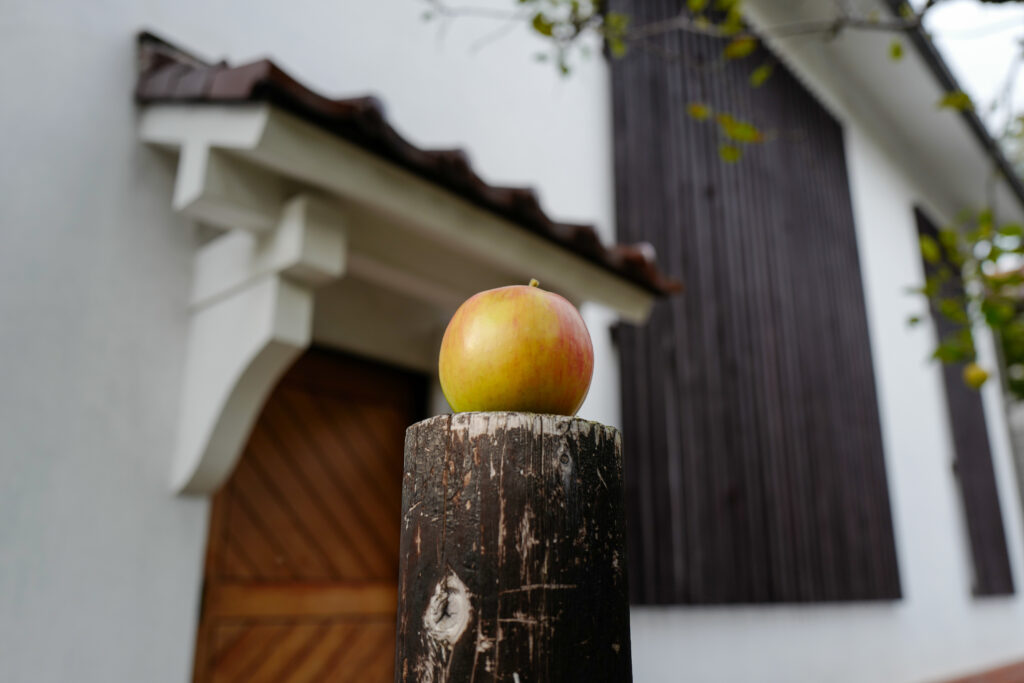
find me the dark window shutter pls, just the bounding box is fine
[915,209,1014,596]
[611,0,900,603]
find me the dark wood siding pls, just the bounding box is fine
[915,208,1014,596]
[610,0,901,603]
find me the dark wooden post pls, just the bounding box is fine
[395,412,633,682]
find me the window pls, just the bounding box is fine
[915,208,1014,596]
[611,3,900,603]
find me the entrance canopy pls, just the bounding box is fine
[135,33,678,494]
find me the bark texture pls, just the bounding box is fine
[395,412,633,682]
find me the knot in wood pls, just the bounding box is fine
[423,569,472,646]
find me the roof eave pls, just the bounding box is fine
[139,102,659,322]
[882,0,1024,210]
[742,0,1024,224]
[134,32,681,299]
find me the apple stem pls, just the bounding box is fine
[529,278,539,288]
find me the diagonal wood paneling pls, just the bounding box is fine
[193,347,427,683]
[610,0,900,603]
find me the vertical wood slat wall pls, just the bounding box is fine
[610,0,901,603]
[914,209,1015,596]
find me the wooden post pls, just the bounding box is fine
[395,412,633,682]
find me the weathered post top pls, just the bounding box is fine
[395,412,633,683]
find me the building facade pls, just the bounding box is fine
[2,0,1024,681]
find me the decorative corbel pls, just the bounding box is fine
[171,194,346,494]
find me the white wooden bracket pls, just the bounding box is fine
[173,144,289,233]
[171,193,346,494]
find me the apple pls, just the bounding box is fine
[439,279,594,416]
[963,362,989,390]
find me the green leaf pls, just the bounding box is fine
[973,214,994,242]
[939,298,969,325]
[720,7,744,35]
[688,0,709,12]
[933,341,967,364]
[723,35,757,60]
[719,144,742,163]
[749,63,774,87]
[609,37,627,57]
[687,102,712,120]
[919,234,941,264]
[714,0,739,9]
[889,40,903,61]
[999,223,1024,238]
[1002,322,1024,369]
[937,228,960,254]
[956,326,975,350]
[933,332,974,364]
[982,297,1017,326]
[989,270,1024,288]
[1003,320,1024,348]
[719,118,762,143]
[938,90,974,112]
[532,12,555,37]
[605,11,630,33]
[954,208,975,225]
[898,2,914,19]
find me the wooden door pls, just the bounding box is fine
[192,347,426,682]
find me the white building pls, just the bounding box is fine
[2,1,1023,681]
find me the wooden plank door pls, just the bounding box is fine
[192,347,426,682]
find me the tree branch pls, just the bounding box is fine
[424,0,519,22]
[625,8,931,44]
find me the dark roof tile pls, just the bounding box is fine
[135,31,681,295]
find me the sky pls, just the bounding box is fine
[918,0,1024,136]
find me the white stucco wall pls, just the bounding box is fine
[0,3,615,682]
[4,1,1024,682]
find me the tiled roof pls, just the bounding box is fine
[135,32,681,296]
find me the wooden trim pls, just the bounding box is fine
[202,582,398,619]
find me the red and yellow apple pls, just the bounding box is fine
[438,279,594,416]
